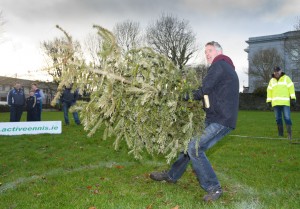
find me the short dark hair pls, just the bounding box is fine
[273,66,281,72]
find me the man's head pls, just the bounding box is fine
[273,66,282,78]
[31,83,38,91]
[14,82,21,89]
[65,83,73,89]
[205,41,223,64]
[29,91,35,96]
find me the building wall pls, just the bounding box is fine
[0,76,57,106]
[245,31,300,93]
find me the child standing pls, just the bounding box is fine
[26,91,37,121]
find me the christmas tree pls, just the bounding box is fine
[49,25,206,163]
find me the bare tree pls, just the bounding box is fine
[42,25,82,84]
[194,64,209,81]
[113,20,142,55]
[249,48,283,84]
[146,14,197,70]
[293,16,300,30]
[83,33,102,68]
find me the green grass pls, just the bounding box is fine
[0,110,299,209]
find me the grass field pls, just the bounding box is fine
[0,110,299,209]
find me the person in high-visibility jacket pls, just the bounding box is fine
[266,66,296,139]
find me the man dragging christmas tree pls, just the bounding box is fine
[150,41,239,202]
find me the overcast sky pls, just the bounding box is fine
[0,0,299,89]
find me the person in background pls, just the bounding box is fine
[149,41,239,202]
[7,82,26,122]
[26,91,37,121]
[60,85,81,125]
[31,83,44,121]
[266,66,296,139]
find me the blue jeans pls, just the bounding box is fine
[273,106,292,126]
[62,102,80,125]
[168,123,232,192]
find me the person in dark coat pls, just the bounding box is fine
[150,41,239,202]
[60,85,81,125]
[31,83,44,121]
[7,82,26,122]
[26,91,38,121]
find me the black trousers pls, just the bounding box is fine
[10,105,24,122]
[27,108,38,121]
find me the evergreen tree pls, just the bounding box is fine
[49,25,206,163]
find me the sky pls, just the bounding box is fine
[0,0,299,90]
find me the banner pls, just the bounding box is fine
[0,121,62,135]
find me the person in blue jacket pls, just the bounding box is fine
[7,82,26,122]
[31,83,44,121]
[150,41,239,202]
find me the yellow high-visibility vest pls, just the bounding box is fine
[266,74,296,107]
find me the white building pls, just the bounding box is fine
[0,76,57,107]
[245,31,300,93]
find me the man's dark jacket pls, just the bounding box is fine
[7,88,26,106]
[193,55,239,129]
[61,88,79,105]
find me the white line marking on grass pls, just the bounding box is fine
[0,161,164,194]
[218,172,265,209]
[230,134,300,141]
[233,200,263,209]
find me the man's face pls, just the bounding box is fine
[205,44,222,64]
[274,70,282,78]
[15,84,21,89]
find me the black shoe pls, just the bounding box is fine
[149,171,176,183]
[203,189,223,202]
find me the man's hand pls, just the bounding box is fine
[192,89,203,101]
[181,88,203,101]
[267,102,272,108]
[291,99,296,107]
[182,93,190,101]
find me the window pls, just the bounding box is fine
[291,48,299,61]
